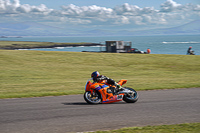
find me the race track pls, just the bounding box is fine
[0,88,200,133]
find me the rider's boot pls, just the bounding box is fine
[114,87,119,94]
[114,85,123,95]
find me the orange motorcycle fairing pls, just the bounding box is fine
[85,80,92,92]
[88,81,124,104]
[102,94,124,103]
[117,79,127,86]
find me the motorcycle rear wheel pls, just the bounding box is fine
[84,91,101,104]
[123,88,138,103]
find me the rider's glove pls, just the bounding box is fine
[116,83,122,89]
[113,83,122,94]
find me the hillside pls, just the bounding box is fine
[0,20,200,36]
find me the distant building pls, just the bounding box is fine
[105,41,132,53]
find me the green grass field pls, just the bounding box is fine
[91,123,200,133]
[0,50,200,99]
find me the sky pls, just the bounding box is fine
[0,0,200,31]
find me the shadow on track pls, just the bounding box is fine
[62,102,88,105]
[62,101,127,105]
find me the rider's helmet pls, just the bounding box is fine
[91,71,100,79]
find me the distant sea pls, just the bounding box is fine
[1,35,200,55]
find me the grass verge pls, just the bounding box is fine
[91,123,200,133]
[0,40,98,49]
[0,50,200,99]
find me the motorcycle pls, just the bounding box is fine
[84,78,138,104]
[190,50,195,55]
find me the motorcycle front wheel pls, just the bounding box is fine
[123,88,138,103]
[84,91,101,104]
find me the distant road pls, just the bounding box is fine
[0,88,199,133]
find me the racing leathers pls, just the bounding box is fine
[93,75,122,94]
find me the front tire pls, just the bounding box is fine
[84,91,101,104]
[123,88,138,103]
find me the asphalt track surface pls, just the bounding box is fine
[0,88,200,133]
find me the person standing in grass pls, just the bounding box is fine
[147,48,151,54]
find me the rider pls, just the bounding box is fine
[187,46,195,55]
[91,71,122,94]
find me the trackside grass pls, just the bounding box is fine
[91,123,200,133]
[0,50,200,98]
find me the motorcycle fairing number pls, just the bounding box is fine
[103,94,123,103]
[117,95,123,100]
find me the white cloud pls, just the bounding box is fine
[16,4,31,13]
[0,0,53,14]
[60,4,113,18]
[0,0,199,29]
[193,4,200,11]
[160,0,181,12]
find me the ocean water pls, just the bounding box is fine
[1,35,200,55]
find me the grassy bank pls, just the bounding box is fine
[91,123,200,133]
[0,41,99,49]
[0,50,200,98]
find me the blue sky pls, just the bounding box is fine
[1,0,200,32]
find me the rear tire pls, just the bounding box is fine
[84,91,101,104]
[123,88,138,103]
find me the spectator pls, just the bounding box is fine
[147,48,151,54]
[187,46,195,55]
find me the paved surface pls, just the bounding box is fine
[0,88,200,133]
